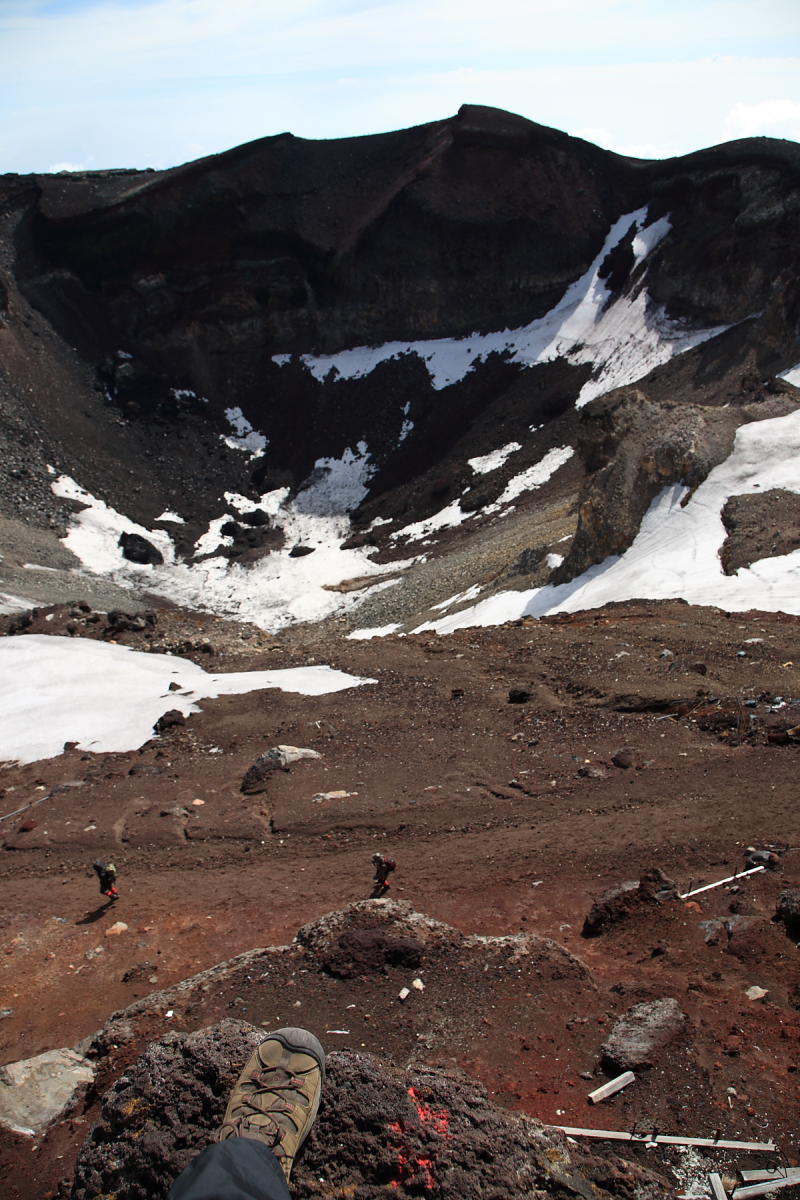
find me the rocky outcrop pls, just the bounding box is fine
[69,1021,670,1200]
[719,489,800,574]
[553,388,798,582]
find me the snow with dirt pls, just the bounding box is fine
[49,444,414,632]
[0,636,375,764]
[412,408,800,634]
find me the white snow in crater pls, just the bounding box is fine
[50,444,415,633]
[155,511,185,524]
[431,584,483,612]
[468,442,521,475]
[0,635,375,764]
[347,622,402,640]
[779,361,800,388]
[274,208,731,401]
[390,499,469,543]
[411,407,800,634]
[222,406,268,457]
[484,446,574,512]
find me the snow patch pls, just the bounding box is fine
[468,442,521,475]
[778,360,800,388]
[0,636,375,764]
[347,623,402,640]
[50,450,415,633]
[413,408,800,633]
[223,406,268,457]
[390,499,469,543]
[276,209,730,403]
[485,446,574,512]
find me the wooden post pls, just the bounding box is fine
[588,1072,635,1104]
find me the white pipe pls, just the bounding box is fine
[551,1126,777,1152]
[680,865,765,898]
[588,1072,635,1104]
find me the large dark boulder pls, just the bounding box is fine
[69,1022,671,1199]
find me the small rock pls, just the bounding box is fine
[508,687,531,704]
[153,709,185,734]
[84,946,105,960]
[611,748,635,769]
[659,649,674,659]
[745,985,768,1001]
[411,978,425,991]
[312,790,355,804]
[105,922,129,938]
[398,987,411,1002]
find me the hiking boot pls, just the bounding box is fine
[216,1028,325,1181]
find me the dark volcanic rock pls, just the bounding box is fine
[118,533,164,566]
[153,709,186,734]
[774,889,800,941]
[582,869,679,938]
[69,1022,670,1200]
[719,489,800,574]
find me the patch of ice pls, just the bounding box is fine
[223,406,268,456]
[22,563,58,572]
[399,402,414,444]
[431,584,482,611]
[0,636,375,764]
[778,360,800,388]
[485,446,574,512]
[347,623,401,640]
[194,516,234,557]
[468,442,521,475]
[272,353,291,366]
[546,553,565,569]
[155,511,185,524]
[278,209,730,403]
[294,442,374,515]
[413,408,800,633]
[390,499,469,543]
[0,592,33,614]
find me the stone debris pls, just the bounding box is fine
[105,921,129,937]
[0,1048,95,1136]
[312,790,355,804]
[745,985,768,1001]
[602,997,687,1072]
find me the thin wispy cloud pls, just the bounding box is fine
[1,0,798,171]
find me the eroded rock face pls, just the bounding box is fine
[69,1023,670,1200]
[582,869,679,938]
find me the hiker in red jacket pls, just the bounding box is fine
[92,860,119,900]
[370,853,395,898]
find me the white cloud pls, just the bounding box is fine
[723,99,800,141]
[0,3,798,170]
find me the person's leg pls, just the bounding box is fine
[168,1139,291,1200]
[167,1028,325,1200]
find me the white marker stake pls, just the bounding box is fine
[551,1127,777,1152]
[588,1072,635,1104]
[680,866,765,899]
[733,1179,800,1198]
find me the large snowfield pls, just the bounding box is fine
[0,636,375,764]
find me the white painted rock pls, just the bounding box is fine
[275,745,322,766]
[0,1048,95,1135]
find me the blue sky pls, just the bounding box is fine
[2,0,799,172]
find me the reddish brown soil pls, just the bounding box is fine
[1,600,799,1198]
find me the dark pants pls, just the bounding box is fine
[168,1139,291,1200]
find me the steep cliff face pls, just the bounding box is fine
[1,106,799,619]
